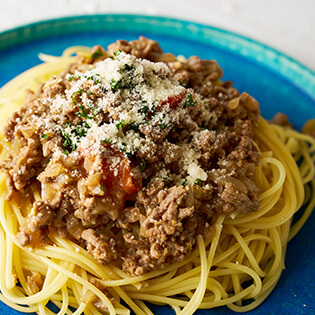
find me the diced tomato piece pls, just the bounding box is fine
[120,158,139,195]
[160,90,187,109]
[80,143,141,213]
[102,144,140,194]
[101,144,141,211]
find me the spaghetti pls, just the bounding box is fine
[0,41,314,315]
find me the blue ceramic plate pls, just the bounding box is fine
[0,15,314,315]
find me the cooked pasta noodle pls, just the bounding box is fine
[0,45,314,315]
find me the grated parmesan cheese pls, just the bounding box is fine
[40,51,210,184]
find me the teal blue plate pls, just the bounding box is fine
[0,15,314,315]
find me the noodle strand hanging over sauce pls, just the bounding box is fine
[0,37,314,315]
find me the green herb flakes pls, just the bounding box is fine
[76,106,92,119]
[158,122,172,130]
[182,179,188,187]
[101,139,112,144]
[113,49,122,59]
[116,120,125,131]
[110,79,122,91]
[71,89,83,105]
[59,129,76,152]
[183,93,196,108]
[92,50,104,60]
[178,80,185,87]
[139,159,147,172]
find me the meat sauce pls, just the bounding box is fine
[1,37,260,276]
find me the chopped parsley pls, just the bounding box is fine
[92,50,104,60]
[125,151,134,159]
[158,122,172,129]
[76,105,92,119]
[101,138,112,144]
[139,159,146,172]
[119,142,127,149]
[116,120,125,131]
[71,89,83,105]
[67,74,74,81]
[178,80,185,87]
[114,61,136,91]
[41,134,48,139]
[123,64,134,71]
[183,92,196,108]
[118,142,134,159]
[110,79,122,91]
[162,177,168,182]
[182,179,188,187]
[141,100,156,116]
[59,121,90,153]
[126,79,135,91]
[141,105,149,114]
[113,49,122,59]
[84,74,100,84]
[194,178,201,185]
[127,122,140,131]
[157,113,172,130]
[71,122,90,138]
[100,185,104,191]
[118,63,135,73]
[87,102,101,116]
[59,129,77,152]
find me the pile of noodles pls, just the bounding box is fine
[0,46,314,315]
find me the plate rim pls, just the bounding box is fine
[0,14,314,100]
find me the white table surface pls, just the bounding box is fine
[0,0,314,71]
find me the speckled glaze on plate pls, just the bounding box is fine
[0,14,314,315]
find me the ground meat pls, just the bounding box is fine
[17,201,54,246]
[121,185,211,275]
[1,135,43,196]
[271,112,293,127]
[26,271,43,294]
[107,36,166,62]
[1,37,260,276]
[220,180,256,213]
[81,229,122,264]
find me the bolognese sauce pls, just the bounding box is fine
[1,37,260,276]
